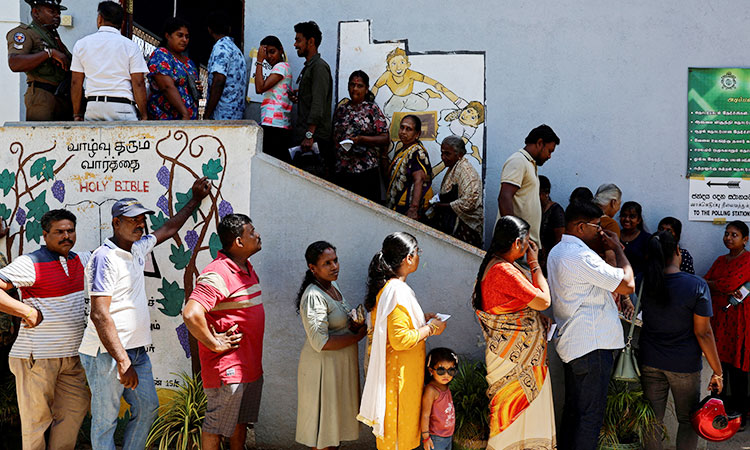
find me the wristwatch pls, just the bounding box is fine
[305,131,314,139]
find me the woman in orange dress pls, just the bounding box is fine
[705,220,750,423]
[473,216,556,449]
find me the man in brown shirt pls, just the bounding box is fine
[7,0,72,121]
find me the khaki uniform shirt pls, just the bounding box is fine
[7,20,70,85]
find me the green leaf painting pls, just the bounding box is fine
[25,220,43,243]
[169,243,192,270]
[202,158,223,180]
[156,279,185,317]
[0,169,14,196]
[174,190,197,222]
[149,211,167,231]
[29,157,56,181]
[209,232,222,259]
[0,204,10,221]
[25,191,49,221]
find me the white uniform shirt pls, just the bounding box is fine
[547,234,625,363]
[78,235,156,356]
[70,26,148,100]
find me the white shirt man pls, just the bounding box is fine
[547,200,635,450]
[70,1,147,121]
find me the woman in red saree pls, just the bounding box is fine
[473,216,555,449]
[705,220,750,423]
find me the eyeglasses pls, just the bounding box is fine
[432,367,457,376]
[580,221,602,231]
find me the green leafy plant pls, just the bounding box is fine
[450,359,489,443]
[146,372,212,450]
[0,375,19,425]
[599,380,666,449]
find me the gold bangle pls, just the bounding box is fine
[23,307,34,321]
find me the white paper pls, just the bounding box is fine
[435,313,451,321]
[339,139,354,151]
[288,142,320,160]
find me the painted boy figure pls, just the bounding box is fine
[183,214,265,450]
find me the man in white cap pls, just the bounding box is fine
[78,177,210,450]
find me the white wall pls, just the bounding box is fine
[250,153,484,446]
[1,0,21,122]
[243,0,750,276]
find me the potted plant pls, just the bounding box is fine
[450,359,490,450]
[146,372,214,450]
[598,380,666,450]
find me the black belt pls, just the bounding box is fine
[86,96,136,106]
[27,80,58,94]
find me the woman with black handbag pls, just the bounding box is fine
[639,230,723,450]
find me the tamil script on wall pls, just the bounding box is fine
[0,123,256,406]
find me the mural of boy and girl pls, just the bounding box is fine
[349,46,485,172]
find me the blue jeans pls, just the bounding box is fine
[79,347,159,450]
[559,349,615,450]
[424,435,452,450]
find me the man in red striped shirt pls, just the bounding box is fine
[183,213,264,450]
[0,209,90,450]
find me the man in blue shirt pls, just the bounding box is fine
[204,11,247,120]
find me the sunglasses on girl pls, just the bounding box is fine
[432,367,457,376]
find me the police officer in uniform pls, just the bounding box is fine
[7,0,72,121]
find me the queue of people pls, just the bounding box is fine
[4,2,750,450]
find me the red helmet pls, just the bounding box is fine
[691,396,742,442]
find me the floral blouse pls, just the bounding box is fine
[332,100,388,174]
[147,47,199,120]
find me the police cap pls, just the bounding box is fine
[25,0,67,11]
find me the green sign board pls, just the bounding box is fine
[687,68,750,178]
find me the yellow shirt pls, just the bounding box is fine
[371,303,426,450]
[376,69,425,97]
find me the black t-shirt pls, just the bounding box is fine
[623,230,651,277]
[639,272,713,373]
[540,202,565,251]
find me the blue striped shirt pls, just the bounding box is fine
[547,234,625,363]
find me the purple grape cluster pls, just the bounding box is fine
[51,180,65,202]
[218,200,233,219]
[156,195,170,216]
[185,230,198,250]
[156,166,171,188]
[16,208,26,226]
[175,322,191,358]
